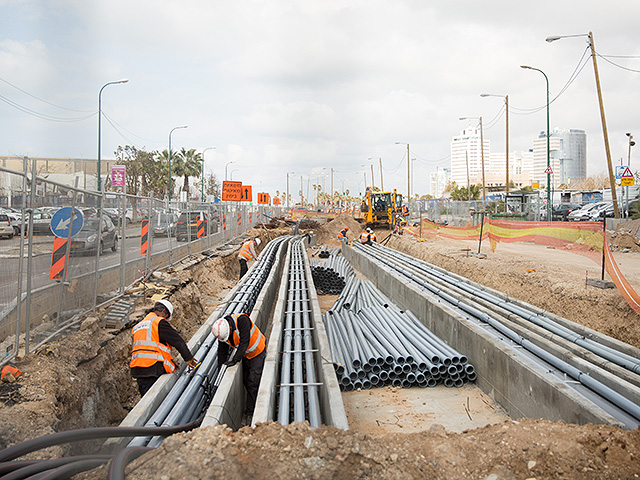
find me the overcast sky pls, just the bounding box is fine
[1,0,639,200]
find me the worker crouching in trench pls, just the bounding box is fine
[211,313,266,426]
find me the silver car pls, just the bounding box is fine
[0,213,14,239]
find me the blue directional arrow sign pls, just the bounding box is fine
[50,207,84,239]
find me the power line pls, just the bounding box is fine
[0,75,93,113]
[0,93,96,122]
[597,52,640,73]
[102,111,163,144]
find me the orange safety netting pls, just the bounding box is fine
[403,217,640,316]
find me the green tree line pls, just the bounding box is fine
[106,145,221,200]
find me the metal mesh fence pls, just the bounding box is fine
[0,163,283,364]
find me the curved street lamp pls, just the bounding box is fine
[395,142,410,201]
[97,78,128,192]
[225,160,236,181]
[168,125,188,202]
[521,65,551,221]
[201,147,216,202]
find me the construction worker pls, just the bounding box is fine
[359,229,370,244]
[130,299,198,396]
[402,204,409,223]
[211,313,266,424]
[368,228,377,244]
[238,237,261,280]
[337,226,349,240]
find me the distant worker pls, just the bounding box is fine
[402,204,409,223]
[360,229,370,244]
[211,313,267,424]
[337,226,349,240]
[130,299,198,396]
[238,237,261,280]
[368,228,377,244]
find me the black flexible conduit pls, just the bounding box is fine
[354,242,640,425]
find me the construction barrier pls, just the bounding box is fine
[222,213,226,231]
[140,218,150,255]
[49,237,68,280]
[237,212,241,227]
[196,215,205,238]
[404,218,640,316]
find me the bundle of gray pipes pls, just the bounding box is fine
[323,277,477,391]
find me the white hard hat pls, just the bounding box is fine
[156,299,174,317]
[367,228,372,233]
[211,317,230,342]
[254,238,261,246]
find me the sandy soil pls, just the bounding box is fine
[1,217,640,478]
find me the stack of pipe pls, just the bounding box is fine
[317,245,340,258]
[276,238,322,427]
[129,235,290,447]
[309,255,354,295]
[323,279,476,391]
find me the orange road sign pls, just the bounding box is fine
[222,181,242,201]
[49,237,68,280]
[257,192,270,205]
[240,185,252,202]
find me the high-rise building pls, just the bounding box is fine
[450,126,490,188]
[429,168,451,198]
[532,128,586,187]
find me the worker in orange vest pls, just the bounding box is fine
[360,229,370,244]
[212,313,267,423]
[337,226,349,240]
[238,237,261,280]
[130,299,198,396]
[368,228,377,243]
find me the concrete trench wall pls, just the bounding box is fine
[342,243,624,427]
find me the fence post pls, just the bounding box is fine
[56,177,79,325]
[120,191,126,294]
[14,156,28,358]
[145,196,152,278]
[167,197,174,267]
[92,193,105,311]
[24,157,37,355]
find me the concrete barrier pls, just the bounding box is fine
[342,243,625,428]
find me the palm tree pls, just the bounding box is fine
[176,148,203,198]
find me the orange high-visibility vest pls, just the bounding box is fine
[360,231,369,244]
[337,229,348,239]
[225,313,266,359]
[370,232,377,242]
[130,313,175,373]
[238,240,255,260]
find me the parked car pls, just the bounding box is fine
[586,202,613,221]
[152,213,178,237]
[566,202,608,221]
[176,211,208,242]
[30,211,54,235]
[0,213,14,239]
[551,203,581,221]
[70,217,118,255]
[104,208,133,226]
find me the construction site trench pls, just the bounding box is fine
[1,214,640,479]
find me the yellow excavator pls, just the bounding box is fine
[361,187,404,229]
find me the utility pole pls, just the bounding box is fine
[589,31,619,218]
[379,158,384,191]
[505,95,509,196]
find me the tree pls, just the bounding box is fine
[175,148,202,198]
[202,173,221,199]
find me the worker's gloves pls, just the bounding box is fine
[224,359,238,368]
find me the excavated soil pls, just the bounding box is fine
[2,217,640,478]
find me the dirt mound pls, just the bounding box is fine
[315,214,364,246]
[115,419,640,479]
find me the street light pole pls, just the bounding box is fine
[481,93,510,196]
[546,31,619,218]
[521,65,551,221]
[97,79,128,192]
[201,147,216,202]
[168,125,188,202]
[224,160,236,181]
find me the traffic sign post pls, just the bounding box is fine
[222,181,242,201]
